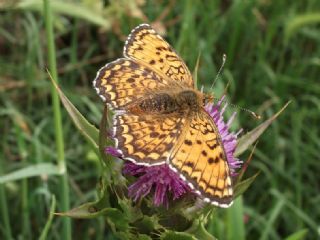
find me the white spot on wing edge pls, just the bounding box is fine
[92,58,127,106]
[123,23,151,57]
[168,164,178,173]
[123,23,161,58]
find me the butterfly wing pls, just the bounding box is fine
[93,58,172,110]
[113,113,186,165]
[124,24,194,87]
[169,110,233,207]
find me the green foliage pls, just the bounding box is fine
[0,0,319,239]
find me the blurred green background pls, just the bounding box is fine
[0,0,319,239]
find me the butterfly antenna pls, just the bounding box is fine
[223,78,231,96]
[214,97,261,120]
[210,53,227,91]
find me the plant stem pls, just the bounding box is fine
[15,124,30,238]
[43,0,71,239]
[0,156,13,240]
[226,197,245,240]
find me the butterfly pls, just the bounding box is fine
[93,23,233,208]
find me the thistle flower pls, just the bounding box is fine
[123,162,190,207]
[205,97,243,175]
[105,97,241,207]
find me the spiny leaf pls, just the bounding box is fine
[48,71,99,152]
[235,101,291,157]
[55,201,122,219]
[234,172,260,198]
[56,204,130,232]
[99,106,116,167]
[186,219,217,240]
[236,141,258,182]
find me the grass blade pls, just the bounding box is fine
[43,0,71,238]
[0,163,61,184]
[39,195,56,240]
[260,197,286,240]
[14,0,110,28]
[285,13,320,40]
[285,229,309,240]
[226,197,245,240]
[0,157,13,240]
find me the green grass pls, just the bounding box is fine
[1,0,319,239]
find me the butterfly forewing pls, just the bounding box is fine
[94,58,171,109]
[169,111,233,207]
[124,24,194,87]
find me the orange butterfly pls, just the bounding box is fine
[93,24,233,207]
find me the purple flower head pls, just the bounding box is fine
[205,96,243,175]
[123,163,190,207]
[106,97,241,206]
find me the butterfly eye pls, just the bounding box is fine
[202,96,211,106]
[202,95,214,106]
[202,98,207,106]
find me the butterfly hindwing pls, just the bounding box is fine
[169,110,233,207]
[113,113,186,165]
[124,24,194,87]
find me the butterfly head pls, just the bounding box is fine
[202,94,214,106]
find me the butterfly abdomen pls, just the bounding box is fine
[127,90,202,115]
[128,93,178,114]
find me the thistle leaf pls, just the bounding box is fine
[234,172,260,198]
[235,101,291,157]
[54,199,114,219]
[186,219,217,240]
[48,71,99,151]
